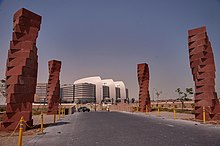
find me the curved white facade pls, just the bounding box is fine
[102,79,116,101]
[114,81,126,101]
[74,76,102,103]
[73,76,128,103]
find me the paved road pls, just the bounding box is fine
[25,111,220,146]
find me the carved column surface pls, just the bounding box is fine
[137,63,151,112]
[47,60,61,114]
[0,8,41,131]
[188,26,220,120]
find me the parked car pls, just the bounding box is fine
[78,107,90,112]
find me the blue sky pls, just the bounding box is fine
[0,0,219,100]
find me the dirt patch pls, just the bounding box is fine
[0,114,62,146]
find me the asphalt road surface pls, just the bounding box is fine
[26,111,220,146]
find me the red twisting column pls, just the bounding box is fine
[47,60,61,114]
[0,8,41,131]
[137,63,151,112]
[188,26,220,120]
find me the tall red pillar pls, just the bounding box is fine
[47,60,61,114]
[0,8,41,131]
[188,26,220,120]
[137,63,151,112]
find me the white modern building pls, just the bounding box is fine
[61,84,74,103]
[114,81,126,102]
[35,83,47,103]
[73,76,129,104]
[35,83,75,103]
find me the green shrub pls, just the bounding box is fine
[0,106,6,112]
[32,107,48,115]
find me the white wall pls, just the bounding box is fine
[114,81,126,100]
[102,79,116,101]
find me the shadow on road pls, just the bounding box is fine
[27,121,70,131]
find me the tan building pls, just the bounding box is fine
[35,83,47,103]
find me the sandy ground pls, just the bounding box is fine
[148,111,194,120]
[0,114,58,146]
